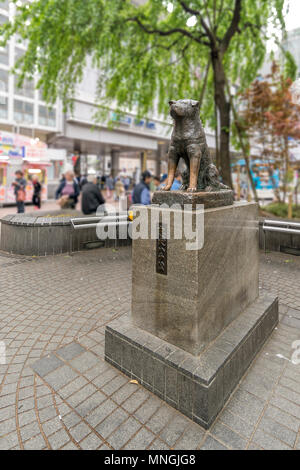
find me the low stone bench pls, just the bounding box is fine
[0,211,131,256]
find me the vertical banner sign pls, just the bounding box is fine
[156,222,167,275]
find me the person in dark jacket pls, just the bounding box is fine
[81,175,106,215]
[55,170,80,209]
[12,170,27,213]
[32,175,42,209]
[132,170,152,205]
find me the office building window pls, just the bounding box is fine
[14,74,34,98]
[0,95,8,119]
[14,99,34,124]
[0,1,9,11]
[0,43,8,65]
[39,105,56,127]
[0,69,8,92]
[14,47,25,66]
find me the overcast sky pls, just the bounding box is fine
[285,0,300,31]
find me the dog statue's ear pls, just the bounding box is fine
[169,100,176,106]
[191,100,200,107]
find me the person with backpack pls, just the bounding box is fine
[131,170,152,205]
[12,170,27,213]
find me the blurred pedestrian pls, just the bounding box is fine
[81,174,106,215]
[55,170,80,209]
[32,175,42,210]
[106,174,114,199]
[114,177,125,201]
[132,170,152,205]
[153,176,161,190]
[158,173,167,190]
[171,171,182,190]
[123,175,130,191]
[12,170,26,213]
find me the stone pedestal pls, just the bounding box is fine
[105,200,278,428]
[132,202,259,356]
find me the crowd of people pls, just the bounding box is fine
[12,168,183,215]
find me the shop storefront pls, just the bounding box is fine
[0,130,49,204]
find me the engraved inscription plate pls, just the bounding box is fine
[156,223,167,275]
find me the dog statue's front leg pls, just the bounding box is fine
[187,145,201,192]
[162,146,179,191]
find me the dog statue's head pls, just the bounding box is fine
[169,99,199,119]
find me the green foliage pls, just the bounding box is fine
[264,202,300,219]
[0,0,286,127]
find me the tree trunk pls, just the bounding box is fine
[211,51,233,188]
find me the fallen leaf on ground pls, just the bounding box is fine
[129,380,139,384]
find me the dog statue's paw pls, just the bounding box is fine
[187,187,197,193]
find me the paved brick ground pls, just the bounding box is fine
[0,247,299,450]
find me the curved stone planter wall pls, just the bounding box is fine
[0,211,131,256]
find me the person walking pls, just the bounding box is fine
[114,177,125,201]
[55,170,80,209]
[81,175,106,215]
[32,175,42,209]
[12,170,27,213]
[132,170,152,205]
[106,174,114,199]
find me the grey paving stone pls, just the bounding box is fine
[258,415,297,447]
[31,354,64,378]
[56,342,86,361]
[146,406,174,435]
[70,421,91,442]
[275,384,300,406]
[265,405,300,433]
[48,428,70,450]
[23,434,46,450]
[43,364,79,391]
[38,405,58,423]
[65,383,98,408]
[0,431,19,450]
[110,383,136,405]
[252,427,292,450]
[41,416,63,436]
[123,427,156,450]
[62,412,82,429]
[270,395,300,420]
[121,388,150,414]
[84,399,117,427]
[210,421,248,450]
[58,376,89,399]
[134,396,161,424]
[148,438,170,450]
[174,423,205,450]
[226,389,265,425]
[0,417,16,436]
[95,408,129,439]
[200,435,229,450]
[61,441,79,450]
[159,414,190,447]
[20,421,40,441]
[79,432,104,450]
[76,391,107,418]
[218,408,255,439]
[69,351,100,373]
[106,417,141,450]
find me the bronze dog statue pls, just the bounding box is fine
[163,99,228,192]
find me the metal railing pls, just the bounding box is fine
[262,219,300,253]
[70,212,130,231]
